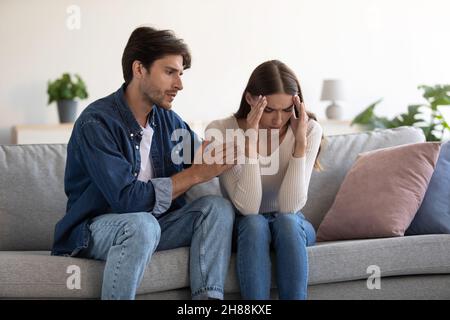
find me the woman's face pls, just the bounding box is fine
[247,93,294,131]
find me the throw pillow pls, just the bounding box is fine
[406,141,450,234]
[316,142,441,241]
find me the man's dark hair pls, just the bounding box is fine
[122,26,191,84]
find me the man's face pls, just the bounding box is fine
[139,54,184,109]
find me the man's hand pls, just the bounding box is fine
[191,140,239,182]
[170,140,238,199]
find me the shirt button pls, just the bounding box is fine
[134,172,138,177]
[135,145,139,150]
[130,133,134,137]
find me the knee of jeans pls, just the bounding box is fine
[125,212,161,247]
[198,195,235,226]
[273,214,305,238]
[274,213,316,245]
[274,213,300,225]
[237,214,269,239]
[304,220,317,246]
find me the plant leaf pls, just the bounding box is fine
[351,99,383,128]
[47,73,88,104]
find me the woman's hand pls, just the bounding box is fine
[246,95,267,131]
[290,95,308,157]
[244,95,266,158]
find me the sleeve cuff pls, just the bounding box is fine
[150,177,173,216]
[290,155,306,164]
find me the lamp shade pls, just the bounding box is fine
[320,79,345,101]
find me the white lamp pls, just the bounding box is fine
[320,79,345,120]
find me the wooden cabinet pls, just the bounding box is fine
[317,119,362,136]
[12,124,74,144]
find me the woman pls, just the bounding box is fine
[205,60,323,300]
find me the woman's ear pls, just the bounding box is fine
[245,92,255,106]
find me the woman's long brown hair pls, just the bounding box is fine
[234,60,323,170]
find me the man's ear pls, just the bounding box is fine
[245,92,255,106]
[132,61,145,80]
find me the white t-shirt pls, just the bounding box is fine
[137,121,154,182]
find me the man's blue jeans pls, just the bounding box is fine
[79,195,234,300]
[234,212,316,300]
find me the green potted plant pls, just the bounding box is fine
[47,73,88,123]
[351,84,450,141]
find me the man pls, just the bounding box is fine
[51,26,236,300]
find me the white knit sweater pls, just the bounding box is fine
[205,116,323,215]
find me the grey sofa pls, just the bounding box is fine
[1,126,450,299]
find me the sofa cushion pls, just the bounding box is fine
[1,235,449,298]
[316,142,440,241]
[309,234,450,284]
[407,141,450,235]
[303,126,425,229]
[0,144,67,250]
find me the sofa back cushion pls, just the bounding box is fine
[0,144,67,250]
[302,126,425,229]
[0,143,221,251]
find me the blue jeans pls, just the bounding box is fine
[79,195,234,300]
[234,212,316,300]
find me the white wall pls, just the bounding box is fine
[1,0,449,144]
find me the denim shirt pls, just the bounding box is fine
[51,84,199,256]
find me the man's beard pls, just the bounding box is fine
[143,87,171,110]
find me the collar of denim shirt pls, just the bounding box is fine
[114,83,157,138]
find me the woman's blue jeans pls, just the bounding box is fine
[234,212,316,300]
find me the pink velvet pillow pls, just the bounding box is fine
[317,142,441,241]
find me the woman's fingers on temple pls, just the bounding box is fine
[293,95,300,107]
[255,95,263,107]
[249,95,259,109]
[257,102,266,117]
[257,96,265,109]
[261,99,267,110]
